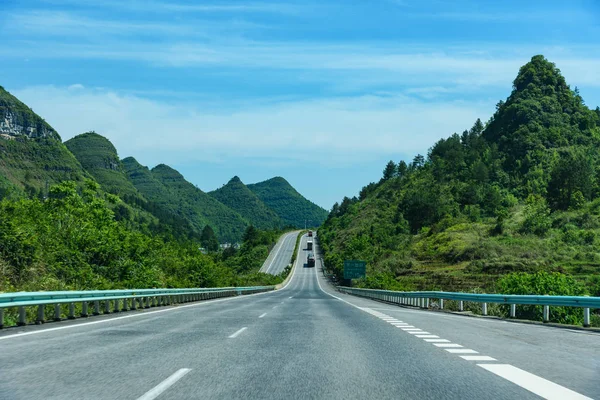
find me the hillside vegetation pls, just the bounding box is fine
[319,56,600,305]
[209,176,283,230]
[65,132,144,203]
[248,177,328,228]
[151,164,248,243]
[0,179,285,296]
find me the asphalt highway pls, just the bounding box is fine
[259,230,300,275]
[0,234,597,399]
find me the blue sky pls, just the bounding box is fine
[1,0,600,209]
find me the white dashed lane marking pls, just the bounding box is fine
[228,327,247,338]
[479,364,592,400]
[446,349,479,354]
[319,274,592,399]
[434,343,463,348]
[461,356,496,361]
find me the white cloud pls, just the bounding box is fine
[40,0,304,14]
[67,84,85,91]
[11,85,493,167]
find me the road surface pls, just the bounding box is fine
[0,234,598,399]
[259,230,300,275]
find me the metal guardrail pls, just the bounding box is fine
[0,286,274,328]
[337,287,599,327]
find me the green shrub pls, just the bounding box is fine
[495,271,588,325]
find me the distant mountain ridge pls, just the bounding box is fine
[209,176,283,230]
[0,86,326,241]
[150,164,248,243]
[248,177,328,228]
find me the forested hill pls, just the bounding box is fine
[248,177,328,228]
[209,176,283,230]
[319,55,600,296]
[150,164,249,243]
[65,132,144,203]
[0,87,89,199]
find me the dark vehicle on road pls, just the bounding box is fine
[307,238,313,250]
[307,252,315,268]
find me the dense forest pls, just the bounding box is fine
[209,176,284,230]
[0,179,285,293]
[248,177,328,228]
[319,56,600,324]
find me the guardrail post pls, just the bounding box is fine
[114,299,120,313]
[482,303,488,316]
[81,302,88,317]
[131,298,137,310]
[543,305,550,323]
[68,303,75,319]
[122,298,129,311]
[104,300,111,314]
[54,304,61,321]
[459,301,464,312]
[93,301,100,316]
[439,299,444,310]
[510,304,516,318]
[425,298,430,309]
[36,304,45,324]
[0,308,4,328]
[584,308,590,327]
[18,306,26,326]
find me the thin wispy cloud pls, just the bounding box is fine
[12,85,491,165]
[39,0,306,14]
[2,0,599,206]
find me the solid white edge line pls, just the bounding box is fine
[137,368,191,400]
[228,327,248,338]
[259,313,267,318]
[0,289,271,341]
[1,233,305,342]
[263,231,292,274]
[314,243,592,400]
[478,364,592,400]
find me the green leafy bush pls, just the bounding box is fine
[495,271,588,325]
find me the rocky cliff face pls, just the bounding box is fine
[0,86,60,140]
[0,109,57,139]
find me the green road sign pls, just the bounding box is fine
[344,260,366,279]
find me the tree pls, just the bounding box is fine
[382,161,397,181]
[411,154,425,169]
[242,225,259,245]
[200,225,219,252]
[469,118,484,136]
[397,160,408,177]
[547,148,594,210]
